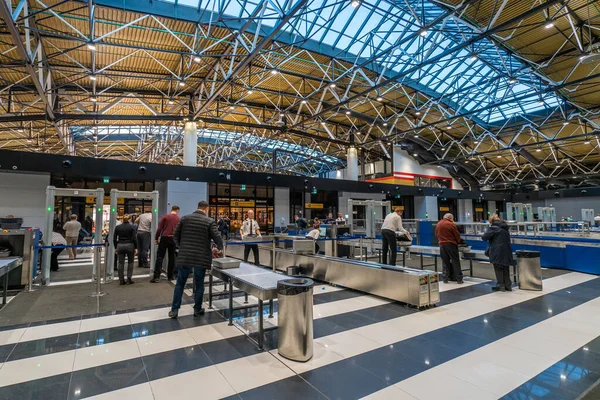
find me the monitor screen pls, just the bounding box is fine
[319,226,327,237]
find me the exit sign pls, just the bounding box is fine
[103,178,110,183]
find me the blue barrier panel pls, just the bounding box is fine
[418,221,433,246]
[564,245,600,275]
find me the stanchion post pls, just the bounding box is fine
[89,245,108,298]
[272,238,276,272]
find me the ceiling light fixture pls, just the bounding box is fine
[377,96,383,102]
[179,81,185,87]
[193,56,201,62]
[302,100,307,104]
[538,99,544,105]
[474,140,479,144]
[247,90,253,95]
[346,110,351,115]
[91,96,97,102]
[419,29,427,37]
[330,83,336,88]
[229,106,235,110]
[414,134,419,138]
[441,147,446,151]
[271,69,278,75]
[415,110,421,115]
[413,153,418,157]
[509,77,516,84]
[469,54,478,61]
[584,137,591,145]
[87,43,96,51]
[168,99,174,105]
[446,125,452,130]
[351,0,360,7]
[383,122,388,127]
[545,20,554,29]
[89,75,97,81]
[536,146,542,152]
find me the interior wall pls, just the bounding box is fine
[274,187,290,228]
[414,196,439,220]
[159,180,208,216]
[392,148,463,190]
[0,172,50,232]
[542,197,599,220]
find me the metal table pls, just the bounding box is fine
[0,258,22,306]
[209,263,288,349]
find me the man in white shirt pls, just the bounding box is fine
[135,212,153,268]
[380,208,408,265]
[240,210,261,265]
[595,214,600,227]
[335,212,346,225]
[63,214,82,260]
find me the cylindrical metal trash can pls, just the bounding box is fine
[277,278,314,362]
[286,266,299,276]
[516,250,542,291]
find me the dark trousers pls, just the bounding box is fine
[171,266,206,312]
[244,244,259,265]
[440,244,463,282]
[315,242,320,254]
[154,236,176,279]
[117,242,135,283]
[137,231,151,267]
[50,248,62,271]
[493,263,511,289]
[221,229,229,241]
[381,229,397,265]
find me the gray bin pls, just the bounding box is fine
[286,266,299,276]
[516,250,542,291]
[277,278,314,362]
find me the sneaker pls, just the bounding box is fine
[127,280,135,285]
[443,279,449,284]
[194,309,205,317]
[457,280,464,285]
[150,278,159,283]
[119,281,126,286]
[168,310,178,319]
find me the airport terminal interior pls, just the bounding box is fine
[1,0,600,399]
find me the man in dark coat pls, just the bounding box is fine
[482,215,513,292]
[169,200,223,318]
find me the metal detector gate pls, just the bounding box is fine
[43,187,104,285]
[106,189,159,280]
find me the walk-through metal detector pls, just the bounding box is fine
[106,189,159,280]
[347,199,392,238]
[43,187,104,285]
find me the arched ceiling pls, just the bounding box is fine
[0,0,598,188]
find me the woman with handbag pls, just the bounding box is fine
[482,215,513,292]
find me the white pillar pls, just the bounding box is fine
[346,147,358,180]
[183,122,198,167]
[458,199,473,223]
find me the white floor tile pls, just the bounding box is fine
[396,369,497,400]
[468,342,554,377]
[0,350,76,386]
[187,322,243,345]
[151,365,236,400]
[352,322,414,346]
[84,382,154,400]
[128,305,194,324]
[136,329,196,357]
[20,320,81,342]
[216,352,294,393]
[73,339,141,371]
[361,385,418,400]
[270,341,344,374]
[315,330,381,359]
[0,328,26,346]
[80,314,132,333]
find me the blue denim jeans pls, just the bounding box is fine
[171,266,207,312]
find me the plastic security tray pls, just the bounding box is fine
[212,257,241,269]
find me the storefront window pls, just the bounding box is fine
[209,183,274,234]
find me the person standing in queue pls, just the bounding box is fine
[135,211,152,268]
[335,212,346,225]
[241,210,261,265]
[482,214,513,292]
[380,208,409,266]
[294,214,308,232]
[63,214,81,260]
[113,214,138,285]
[435,213,464,284]
[169,201,223,319]
[50,228,67,272]
[151,205,180,282]
[324,213,336,225]
[218,213,230,240]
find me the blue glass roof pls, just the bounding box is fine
[157,0,561,125]
[71,125,343,172]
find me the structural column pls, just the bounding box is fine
[183,122,198,167]
[414,196,439,220]
[346,147,358,181]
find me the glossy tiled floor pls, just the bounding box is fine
[0,273,599,399]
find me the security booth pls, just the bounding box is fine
[43,187,104,285]
[106,189,159,280]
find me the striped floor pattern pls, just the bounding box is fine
[0,272,597,400]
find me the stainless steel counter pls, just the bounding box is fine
[0,257,22,306]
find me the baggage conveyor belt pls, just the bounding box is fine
[225,242,439,308]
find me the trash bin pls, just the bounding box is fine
[516,250,542,291]
[286,266,299,276]
[277,278,314,362]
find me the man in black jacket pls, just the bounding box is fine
[169,201,223,318]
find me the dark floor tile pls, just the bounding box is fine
[201,335,261,364]
[0,343,16,363]
[237,375,327,400]
[564,346,600,374]
[323,311,376,330]
[539,360,600,395]
[143,345,213,381]
[419,328,492,354]
[177,311,227,329]
[131,318,185,337]
[501,382,579,400]
[478,312,533,331]
[355,303,416,323]
[449,319,517,342]
[8,333,80,361]
[313,289,361,304]
[0,322,30,332]
[352,345,430,383]
[391,336,463,368]
[68,358,148,400]
[313,319,346,339]
[301,358,387,400]
[29,315,82,327]
[77,325,134,348]
[0,372,71,400]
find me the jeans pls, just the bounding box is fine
[171,266,207,312]
[221,229,229,241]
[440,244,463,282]
[244,244,260,265]
[117,242,135,282]
[66,236,78,259]
[154,236,176,279]
[381,229,397,265]
[137,231,151,267]
[493,263,512,289]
